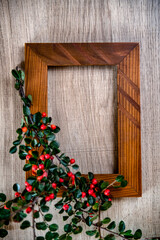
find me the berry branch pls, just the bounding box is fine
[0,68,143,240]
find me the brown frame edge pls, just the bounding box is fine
[25,43,142,198]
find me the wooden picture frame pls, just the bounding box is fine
[25,43,141,197]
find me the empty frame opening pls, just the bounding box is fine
[48,66,118,174]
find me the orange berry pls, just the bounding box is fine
[22,127,27,133]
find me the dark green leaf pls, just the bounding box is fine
[0,209,10,220]
[36,222,47,230]
[0,229,8,238]
[45,231,54,240]
[116,175,124,182]
[50,140,60,149]
[9,146,17,154]
[13,140,21,146]
[100,181,109,190]
[16,128,22,135]
[36,237,44,240]
[64,224,72,233]
[24,138,32,144]
[23,164,32,171]
[0,193,6,202]
[85,216,92,226]
[31,139,38,147]
[46,134,55,142]
[72,226,83,234]
[100,201,112,211]
[33,112,42,123]
[12,69,20,79]
[102,217,111,224]
[33,211,40,219]
[28,95,32,102]
[23,105,30,116]
[107,221,116,230]
[72,164,79,170]
[88,195,96,206]
[24,192,32,201]
[104,234,115,240]
[86,230,97,236]
[44,214,53,222]
[74,189,82,198]
[134,229,142,239]
[41,205,49,213]
[88,172,94,181]
[49,223,58,232]
[20,220,31,229]
[119,221,125,233]
[27,177,36,185]
[121,180,128,187]
[52,126,60,133]
[13,183,20,192]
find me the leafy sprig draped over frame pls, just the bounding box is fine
[0,69,142,240]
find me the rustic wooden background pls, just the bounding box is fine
[0,0,159,239]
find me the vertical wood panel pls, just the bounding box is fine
[0,0,159,239]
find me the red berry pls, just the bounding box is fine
[86,202,90,207]
[70,158,75,164]
[40,124,47,130]
[26,186,32,192]
[59,178,64,183]
[26,207,32,214]
[32,165,38,171]
[45,196,51,202]
[26,154,32,161]
[4,205,9,209]
[22,127,27,133]
[25,181,30,187]
[43,171,48,178]
[90,184,95,189]
[88,189,94,195]
[52,183,57,189]
[63,204,69,211]
[21,196,25,200]
[104,189,110,196]
[71,174,75,180]
[45,154,50,159]
[92,178,98,185]
[72,180,75,185]
[92,193,97,198]
[51,124,56,130]
[82,192,86,198]
[15,192,21,198]
[39,164,44,170]
[42,112,46,117]
[108,198,112,201]
[67,172,73,177]
[40,155,45,161]
[49,193,54,199]
[37,175,43,182]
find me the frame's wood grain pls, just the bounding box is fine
[25,43,141,197]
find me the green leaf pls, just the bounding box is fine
[86,230,97,236]
[23,164,32,171]
[41,205,49,213]
[33,211,40,219]
[20,220,31,229]
[24,192,32,201]
[16,128,22,135]
[44,214,53,222]
[0,209,10,220]
[100,181,109,190]
[119,221,125,233]
[121,230,133,237]
[27,177,36,185]
[72,226,83,234]
[28,95,32,102]
[45,231,54,240]
[32,151,39,159]
[19,70,25,81]
[50,140,60,149]
[85,216,92,226]
[74,189,82,198]
[88,195,96,206]
[31,139,38,147]
[72,164,79,170]
[13,140,21,146]
[107,221,116,230]
[9,146,17,154]
[12,69,20,79]
[46,133,55,141]
[24,138,32,144]
[104,234,115,240]
[121,180,128,187]
[13,183,20,192]
[52,126,60,133]
[36,237,44,240]
[0,229,8,238]
[134,229,142,239]
[88,172,94,181]
[36,222,47,230]
[23,105,30,116]
[116,175,124,182]
[64,224,72,233]
[100,201,112,211]
[102,217,111,224]
[33,112,42,123]
[49,223,58,232]
[0,193,6,202]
